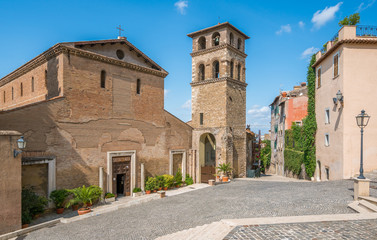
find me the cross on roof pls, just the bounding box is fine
[116,25,124,38]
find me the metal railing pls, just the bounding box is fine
[321,32,340,54]
[356,25,377,37]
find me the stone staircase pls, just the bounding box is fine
[156,221,233,240]
[348,196,377,213]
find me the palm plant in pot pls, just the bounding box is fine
[217,163,232,182]
[50,189,69,214]
[66,185,102,215]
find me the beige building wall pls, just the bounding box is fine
[0,131,22,235]
[314,25,377,180]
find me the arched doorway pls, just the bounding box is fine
[199,133,216,183]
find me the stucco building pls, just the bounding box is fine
[313,25,377,181]
[269,83,308,175]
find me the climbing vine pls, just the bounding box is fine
[302,55,317,177]
[284,124,304,175]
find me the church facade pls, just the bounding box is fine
[0,23,249,199]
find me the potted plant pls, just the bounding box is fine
[155,175,165,191]
[213,173,221,182]
[22,187,48,227]
[66,185,102,215]
[185,174,194,185]
[145,177,157,194]
[104,192,115,203]
[50,189,69,214]
[217,163,232,182]
[163,174,174,189]
[132,188,142,197]
[174,169,183,187]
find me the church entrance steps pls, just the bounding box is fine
[359,195,377,204]
[156,221,233,240]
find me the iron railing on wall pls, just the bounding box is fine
[356,25,377,37]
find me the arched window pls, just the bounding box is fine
[198,64,205,81]
[213,61,220,78]
[230,61,234,78]
[237,64,241,80]
[198,37,206,50]
[136,79,141,94]
[31,77,34,92]
[20,82,23,97]
[212,32,220,46]
[100,70,106,88]
[229,33,234,46]
[237,38,242,50]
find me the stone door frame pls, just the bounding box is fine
[107,151,136,195]
[22,156,56,206]
[169,149,186,180]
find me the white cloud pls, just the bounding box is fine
[311,2,343,29]
[164,89,169,97]
[357,0,376,12]
[174,0,188,15]
[299,21,305,28]
[247,105,271,132]
[181,99,191,109]
[301,47,319,59]
[276,24,292,35]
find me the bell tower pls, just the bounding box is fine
[187,22,249,182]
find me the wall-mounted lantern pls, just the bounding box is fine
[336,90,343,105]
[14,136,26,158]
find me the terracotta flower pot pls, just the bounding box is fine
[22,224,29,229]
[72,205,79,211]
[222,176,229,182]
[163,187,168,190]
[158,187,162,191]
[176,185,180,188]
[78,207,91,215]
[86,202,92,207]
[153,189,157,193]
[146,190,151,194]
[56,208,64,214]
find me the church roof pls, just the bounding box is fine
[0,38,168,87]
[60,38,166,73]
[187,22,250,39]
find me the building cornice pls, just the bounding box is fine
[1,44,168,87]
[313,38,377,67]
[187,22,250,39]
[190,44,248,58]
[190,77,247,89]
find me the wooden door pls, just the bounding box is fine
[201,166,216,183]
[112,156,131,196]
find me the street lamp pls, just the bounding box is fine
[355,110,370,179]
[14,136,26,158]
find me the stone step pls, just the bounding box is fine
[359,196,377,204]
[156,221,233,240]
[359,200,377,212]
[348,201,373,213]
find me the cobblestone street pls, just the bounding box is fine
[21,179,377,240]
[224,219,377,240]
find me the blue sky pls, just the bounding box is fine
[1,0,376,134]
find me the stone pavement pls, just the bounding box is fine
[225,219,377,240]
[19,179,377,240]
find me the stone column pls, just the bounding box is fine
[141,163,145,192]
[0,130,22,234]
[99,167,104,200]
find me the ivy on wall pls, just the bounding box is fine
[260,140,271,173]
[302,55,317,177]
[283,55,317,178]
